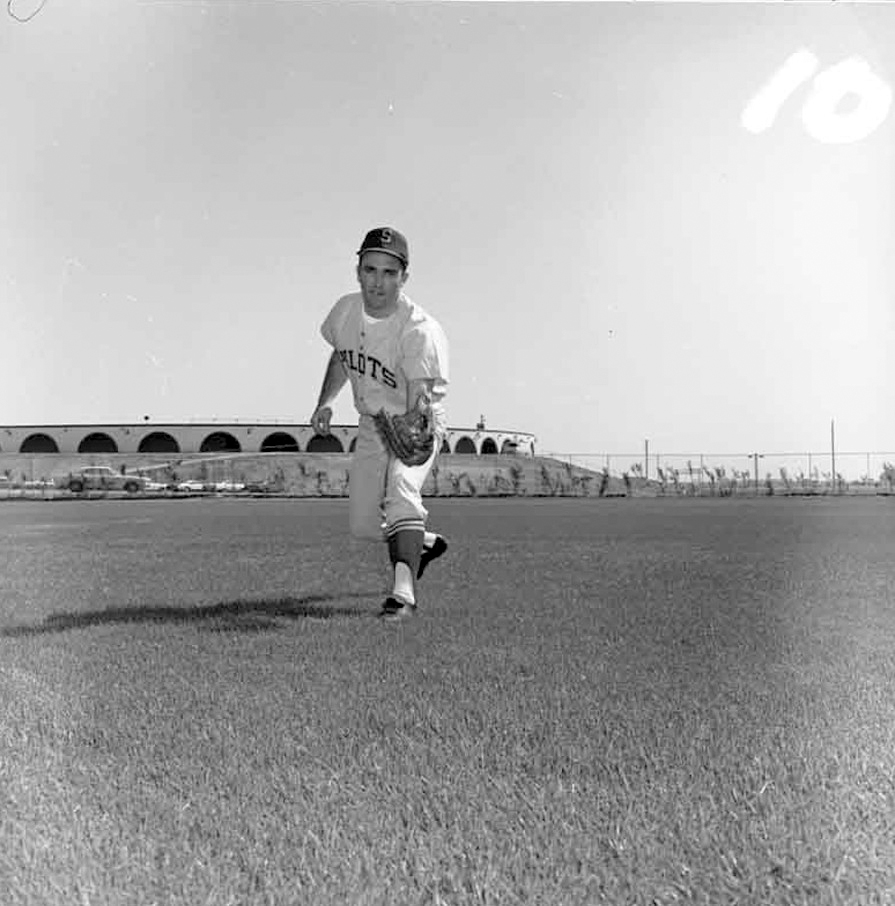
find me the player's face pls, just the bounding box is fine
[357,252,407,316]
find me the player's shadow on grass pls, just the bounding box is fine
[0,592,375,637]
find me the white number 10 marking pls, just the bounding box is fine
[741,49,892,144]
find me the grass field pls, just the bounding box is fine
[1,497,894,906]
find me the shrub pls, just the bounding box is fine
[881,462,895,491]
[779,467,792,494]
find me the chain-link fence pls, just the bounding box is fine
[542,451,895,495]
[2,449,895,499]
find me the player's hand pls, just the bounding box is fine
[310,406,333,436]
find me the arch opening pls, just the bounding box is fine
[78,432,118,454]
[200,432,241,453]
[261,432,299,452]
[138,432,180,454]
[306,435,344,453]
[20,433,60,454]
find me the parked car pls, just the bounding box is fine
[176,479,208,493]
[65,466,149,494]
[213,480,246,492]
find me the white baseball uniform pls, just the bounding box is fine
[320,290,449,541]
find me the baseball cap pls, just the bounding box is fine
[357,227,409,267]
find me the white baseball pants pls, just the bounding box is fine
[348,415,438,541]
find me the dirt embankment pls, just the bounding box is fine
[0,453,627,498]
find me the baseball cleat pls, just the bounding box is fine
[417,535,448,579]
[379,597,417,622]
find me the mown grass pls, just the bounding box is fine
[1,498,894,905]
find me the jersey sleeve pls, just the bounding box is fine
[320,295,352,348]
[401,319,450,386]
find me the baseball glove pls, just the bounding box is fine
[373,402,435,466]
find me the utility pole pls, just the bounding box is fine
[831,419,837,494]
[752,452,762,495]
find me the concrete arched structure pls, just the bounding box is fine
[0,422,537,457]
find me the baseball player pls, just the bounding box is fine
[310,227,449,622]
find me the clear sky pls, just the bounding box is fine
[2,0,892,459]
